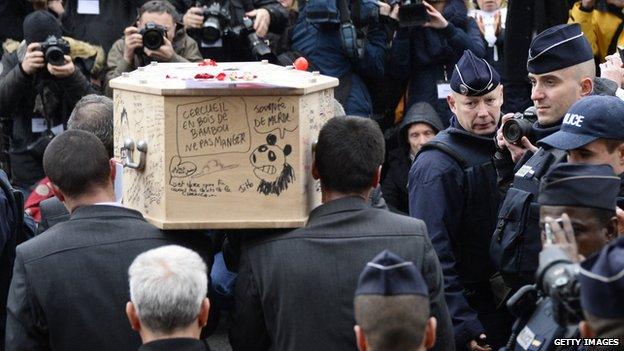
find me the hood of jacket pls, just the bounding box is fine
[397,102,445,152]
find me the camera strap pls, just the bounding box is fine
[338,0,364,62]
[337,0,352,25]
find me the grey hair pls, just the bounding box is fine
[128,245,208,333]
[68,94,114,158]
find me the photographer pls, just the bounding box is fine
[104,0,202,95]
[0,10,95,192]
[386,0,486,126]
[168,0,289,61]
[502,163,620,350]
[290,0,399,116]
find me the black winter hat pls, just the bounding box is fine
[23,10,63,44]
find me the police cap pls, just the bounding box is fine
[355,250,428,296]
[538,163,619,211]
[580,237,624,319]
[527,24,593,74]
[450,49,500,97]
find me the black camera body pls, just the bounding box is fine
[202,2,232,43]
[229,17,274,60]
[535,246,583,326]
[39,35,70,67]
[385,0,430,27]
[503,247,582,350]
[139,22,167,50]
[502,106,538,145]
[196,1,273,60]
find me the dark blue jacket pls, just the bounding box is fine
[388,0,485,126]
[291,2,391,117]
[408,117,500,348]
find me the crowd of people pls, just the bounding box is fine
[1,0,624,350]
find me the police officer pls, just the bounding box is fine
[353,250,437,351]
[490,24,597,290]
[408,49,509,351]
[539,95,624,185]
[579,238,624,342]
[505,163,620,350]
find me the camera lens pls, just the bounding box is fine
[143,29,164,50]
[502,120,522,144]
[45,47,65,66]
[202,17,222,43]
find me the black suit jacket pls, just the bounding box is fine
[229,196,454,351]
[138,338,212,351]
[5,205,212,351]
[37,197,70,234]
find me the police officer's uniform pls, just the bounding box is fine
[490,24,595,290]
[579,236,624,340]
[408,49,511,350]
[506,163,620,351]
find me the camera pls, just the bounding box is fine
[139,22,167,50]
[535,246,583,326]
[230,17,274,60]
[386,0,430,27]
[202,2,232,43]
[503,247,582,350]
[39,35,70,66]
[502,106,537,144]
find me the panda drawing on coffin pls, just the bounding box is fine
[250,134,295,196]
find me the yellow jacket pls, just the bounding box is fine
[569,1,624,61]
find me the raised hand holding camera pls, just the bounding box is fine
[183,6,205,29]
[123,26,143,64]
[542,214,581,262]
[47,55,75,78]
[245,8,270,38]
[378,2,400,20]
[422,1,447,29]
[21,43,45,76]
[143,36,175,61]
[496,110,538,162]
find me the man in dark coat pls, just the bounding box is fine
[408,49,510,351]
[229,116,454,351]
[387,0,486,127]
[0,11,95,191]
[381,102,443,214]
[104,0,202,96]
[291,0,400,116]
[5,130,211,351]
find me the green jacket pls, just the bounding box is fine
[104,30,202,95]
